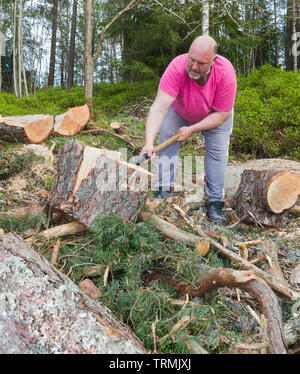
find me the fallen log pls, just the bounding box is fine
[140,211,300,301]
[0,114,54,144]
[139,211,209,254]
[0,232,146,354]
[234,169,300,227]
[146,267,287,354]
[54,104,92,136]
[50,142,151,225]
[25,221,87,244]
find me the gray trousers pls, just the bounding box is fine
[157,107,233,202]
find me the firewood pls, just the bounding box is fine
[0,232,146,354]
[234,169,300,227]
[0,114,54,144]
[54,104,92,136]
[50,142,151,226]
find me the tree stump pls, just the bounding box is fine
[234,169,300,227]
[0,114,55,144]
[50,142,152,226]
[0,232,146,354]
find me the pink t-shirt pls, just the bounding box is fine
[159,53,237,125]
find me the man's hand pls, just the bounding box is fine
[175,126,194,141]
[139,144,155,160]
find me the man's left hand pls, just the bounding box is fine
[175,126,194,141]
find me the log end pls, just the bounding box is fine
[55,104,92,136]
[267,171,300,213]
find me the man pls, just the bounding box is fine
[139,35,237,226]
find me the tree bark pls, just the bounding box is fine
[0,232,146,354]
[48,0,59,86]
[50,142,150,226]
[202,0,209,35]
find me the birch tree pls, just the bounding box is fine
[202,0,209,35]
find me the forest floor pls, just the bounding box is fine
[0,104,300,354]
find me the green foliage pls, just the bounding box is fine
[0,212,46,234]
[233,66,300,159]
[38,213,243,354]
[0,80,157,119]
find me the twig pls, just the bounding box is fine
[50,238,61,266]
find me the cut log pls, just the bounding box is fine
[50,142,151,226]
[0,114,54,144]
[234,169,300,227]
[54,104,92,136]
[0,232,146,354]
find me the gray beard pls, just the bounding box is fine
[186,62,211,81]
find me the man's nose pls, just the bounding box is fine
[192,61,199,70]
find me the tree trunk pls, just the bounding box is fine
[84,0,93,108]
[48,0,59,86]
[12,0,19,98]
[234,169,300,227]
[0,232,146,354]
[202,0,209,35]
[50,142,150,226]
[59,0,65,88]
[84,0,139,110]
[67,0,78,90]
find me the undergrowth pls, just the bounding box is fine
[31,213,245,354]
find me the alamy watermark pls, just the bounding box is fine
[95,147,205,199]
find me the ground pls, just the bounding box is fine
[0,116,299,354]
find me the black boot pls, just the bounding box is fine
[150,187,174,201]
[207,201,227,226]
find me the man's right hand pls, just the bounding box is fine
[139,144,155,160]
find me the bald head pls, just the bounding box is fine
[186,35,217,81]
[189,35,218,58]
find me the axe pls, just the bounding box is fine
[131,133,180,166]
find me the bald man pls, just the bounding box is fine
[140,35,237,226]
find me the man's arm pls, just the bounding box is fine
[175,109,232,141]
[140,89,176,157]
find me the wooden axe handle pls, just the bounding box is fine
[153,133,180,154]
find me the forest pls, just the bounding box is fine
[0,0,300,356]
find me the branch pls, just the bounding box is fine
[92,0,140,65]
